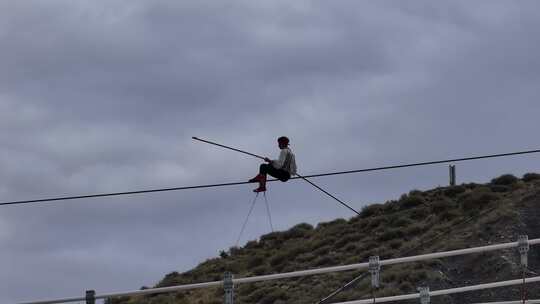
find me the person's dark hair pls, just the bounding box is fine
[278,136,289,145]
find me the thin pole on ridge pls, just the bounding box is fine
[192,137,361,216]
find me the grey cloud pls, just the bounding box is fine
[2,1,540,303]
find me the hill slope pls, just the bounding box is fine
[108,173,540,304]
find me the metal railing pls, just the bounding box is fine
[18,237,540,304]
[333,276,540,304]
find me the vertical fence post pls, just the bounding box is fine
[369,256,381,288]
[518,235,529,268]
[224,272,234,304]
[418,287,430,304]
[85,290,95,304]
[449,165,456,186]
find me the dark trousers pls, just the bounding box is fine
[259,164,290,182]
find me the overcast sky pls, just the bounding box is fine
[2,1,540,303]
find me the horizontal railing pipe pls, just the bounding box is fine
[473,300,540,304]
[334,276,540,304]
[17,297,86,304]
[18,238,540,304]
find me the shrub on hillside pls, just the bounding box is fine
[247,254,266,268]
[245,289,264,303]
[269,245,306,268]
[463,183,480,190]
[260,231,283,242]
[382,200,400,212]
[430,197,456,213]
[283,223,313,239]
[261,289,288,304]
[399,193,425,209]
[398,281,415,292]
[314,255,337,266]
[295,252,316,263]
[244,240,260,249]
[259,231,285,247]
[269,252,289,268]
[367,218,382,229]
[410,269,429,281]
[491,174,518,185]
[404,223,428,235]
[344,242,358,251]
[316,218,347,229]
[460,187,497,211]
[335,234,363,249]
[390,216,413,228]
[389,239,403,249]
[490,184,511,193]
[378,228,405,241]
[313,245,332,255]
[409,189,424,196]
[156,271,182,287]
[523,173,540,182]
[252,265,268,275]
[443,185,466,197]
[360,203,385,218]
[229,246,242,256]
[439,209,460,221]
[410,207,429,220]
[105,296,131,304]
[310,235,337,249]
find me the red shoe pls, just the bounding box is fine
[249,174,264,183]
[253,186,266,192]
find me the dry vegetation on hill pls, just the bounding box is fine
[108,173,540,304]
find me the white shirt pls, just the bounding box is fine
[271,147,297,175]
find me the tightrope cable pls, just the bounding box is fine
[2,146,540,207]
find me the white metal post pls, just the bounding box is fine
[224,272,234,304]
[418,287,429,304]
[518,235,529,268]
[369,256,381,288]
[85,290,95,304]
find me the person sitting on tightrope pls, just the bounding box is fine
[249,136,297,192]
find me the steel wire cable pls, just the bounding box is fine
[2,148,539,207]
[263,192,274,232]
[235,193,259,247]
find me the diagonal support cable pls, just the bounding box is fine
[235,193,259,247]
[297,173,360,216]
[262,192,274,232]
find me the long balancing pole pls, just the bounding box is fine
[192,137,361,216]
[192,137,265,160]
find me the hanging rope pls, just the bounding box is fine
[263,192,274,232]
[235,193,259,247]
